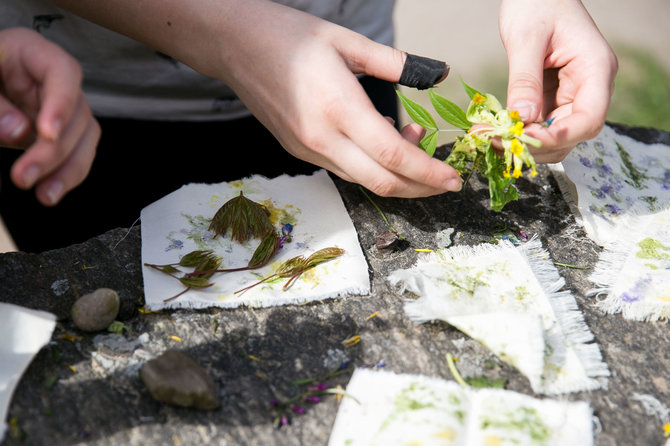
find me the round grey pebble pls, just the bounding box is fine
[71,288,120,332]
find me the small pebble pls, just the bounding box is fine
[140,349,220,410]
[71,288,120,332]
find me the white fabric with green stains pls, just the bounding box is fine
[388,238,610,395]
[328,368,594,446]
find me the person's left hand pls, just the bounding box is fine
[0,27,100,206]
[498,0,618,163]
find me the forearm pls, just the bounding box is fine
[47,0,275,84]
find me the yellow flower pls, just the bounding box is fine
[510,138,524,156]
[503,165,511,178]
[512,165,523,178]
[509,121,524,136]
[509,110,521,120]
[473,93,486,104]
[663,422,670,437]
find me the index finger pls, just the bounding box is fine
[20,33,83,142]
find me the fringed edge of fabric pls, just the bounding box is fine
[520,237,610,393]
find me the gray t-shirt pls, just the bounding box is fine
[2,0,395,121]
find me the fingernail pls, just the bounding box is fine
[46,181,64,205]
[42,118,62,141]
[446,177,462,192]
[509,101,536,122]
[0,112,27,140]
[23,165,40,188]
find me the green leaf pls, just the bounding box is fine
[460,78,483,100]
[179,249,216,267]
[178,276,214,288]
[465,376,507,389]
[429,89,471,130]
[419,131,438,157]
[485,146,519,212]
[208,191,274,242]
[247,231,280,269]
[396,89,437,130]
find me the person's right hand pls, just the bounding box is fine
[0,27,100,206]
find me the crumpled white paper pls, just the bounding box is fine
[141,170,370,311]
[388,238,609,395]
[328,368,594,446]
[0,303,56,443]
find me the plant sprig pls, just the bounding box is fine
[235,247,346,294]
[397,79,542,212]
[146,193,291,302]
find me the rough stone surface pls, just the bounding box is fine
[1,123,669,446]
[71,288,120,332]
[140,349,220,410]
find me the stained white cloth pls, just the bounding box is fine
[141,170,370,310]
[550,124,670,246]
[328,368,594,446]
[589,208,670,321]
[388,238,609,395]
[550,124,670,321]
[0,303,56,443]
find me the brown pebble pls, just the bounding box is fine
[140,349,220,410]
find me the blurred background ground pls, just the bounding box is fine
[1,0,668,253]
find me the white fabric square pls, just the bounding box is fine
[589,208,670,321]
[328,368,594,446]
[141,170,369,310]
[550,124,670,246]
[388,238,609,395]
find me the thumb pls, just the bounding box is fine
[340,36,449,89]
[503,34,546,123]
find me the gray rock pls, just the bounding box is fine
[71,288,120,332]
[140,349,220,410]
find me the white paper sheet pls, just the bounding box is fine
[0,303,56,443]
[141,170,370,310]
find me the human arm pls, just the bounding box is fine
[48,0,462,197]
[498,0,618,162]
[0,27,100,206]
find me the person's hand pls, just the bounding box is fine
[498,0,618,162]
[193,1,463,198]
[0,27,100,206]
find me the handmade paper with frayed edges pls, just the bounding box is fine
[549,124,670,247]
[0,303,56,443]
[388,238,609,395]
[141,170,369,311]
[588,207,670,321]
[328,368,594,446]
